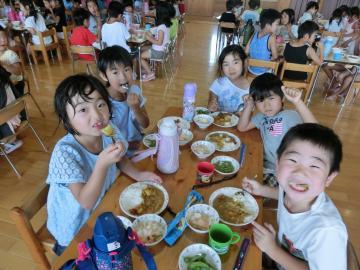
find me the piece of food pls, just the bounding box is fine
[214,160,234,173]
[214,112,233,126]
[101,124,115,137]
[184,254,216,270]
[213,194,251,224]
[193,144,211,155]
[208,133,236,150]
[145,138,156,147]
[133,220,165,244]
[129,186,164,216]
[188,212,211,231]
[196,109,209,115]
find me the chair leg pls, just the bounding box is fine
[28,122,48,152]
[42,49,50,66]
[0,146,21,178]
[28,93,45,117]
[56,46,63,62]
[30,48,38,66]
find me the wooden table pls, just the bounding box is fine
[52,107,263,270]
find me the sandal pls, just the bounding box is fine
[142,73,155,82]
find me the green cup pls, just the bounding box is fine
[208,223,241,255]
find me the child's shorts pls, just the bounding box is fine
[264,173,278,188]
[150,48,165,60]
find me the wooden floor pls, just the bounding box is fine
[0,17,359,269]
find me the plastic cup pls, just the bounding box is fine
[196,162,215,184]
[208,223,241,255]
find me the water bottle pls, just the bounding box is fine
[182,83,197,122]
[242,19,254,47]
[143,0,149,15]
[156,119,179,174]
[323,37,334,59]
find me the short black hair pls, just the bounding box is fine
[281,8,295,25]
[297,20,319,39]
[259,9,281,29]
[73,8,91,26]
[155,1,172,27]
[107,1,124,18]
[305,1,319,11]
[350,6,360,17]
[277,123,343,175]
[226,0,234,11]
[250,73,284,101]
[338,5,349,16]
[248,0,259,9]
[218,44,247,76]
[168,2,176,18]
[54,74,112,135]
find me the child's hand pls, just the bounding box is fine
[136,171,162,183]
[127,92,141,109]
[282,86,302,104]
[98,142,125,168]
[243,94,254,109]
[242,177,262,196]
[252,221,277,254]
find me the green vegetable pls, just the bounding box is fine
[215,160,234,173]
[145,138,156,147]
[184,254,216,270]
[196,109,209,115]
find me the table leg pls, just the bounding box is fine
[306,62,325,106]
[139,44,142,90]
[21,32,38,89]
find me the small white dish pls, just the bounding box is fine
[211,156,240,176]
[185,204,219,234]
[179,129,193,146]
[193,114,214,129]
[178,244,221,270]
[191,140,216,159]
[143,133,157,148]
[132,214,167,246]
[195,106,210,115]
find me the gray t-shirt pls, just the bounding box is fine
[251,110,302,174]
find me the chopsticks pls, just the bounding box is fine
[239,143,247,168]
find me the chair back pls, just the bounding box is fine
[219,22,237,29]
[246,59,280,78]
[347,241,360,270]
[62,24,74,58]
[0,99,25,126]
[70,45,97,58]
[10,183,52,269]
[38,27,58,47]
[280,61,318,101]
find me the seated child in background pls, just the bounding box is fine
[86,0,102,37]
[208,44,249,113]
[242,123,348,269]
[43,0,67,39]
[101,1,131,52]
[342,6,359,54]
[325,8,343,35]
[123,0,141,25]
[0,27,24,96]
[219,0,237,44]
[70,8,100,60]
[283,21,323,81]
[245,9,280,76]
[241,0,259,24]
[279,8,298,40]
[237,73,317,187]
[298,1,318,25]
[168,2,178,41]
[0,65,22,154]
[141,2,171,82]
[98,45,149,154]
[47,74,161,255]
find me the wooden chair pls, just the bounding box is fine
[0,99,48,178]
[348,241,360,270]
[150,42,172,80]
[61,24,74,59]
[343,80,360,106]
[70,45,97,74]
[29,28,63,67]
[10,183,55,269]
[22,71,45,117]
[217,22,237,51]
[245,59,280,79]
[280,61,319,102]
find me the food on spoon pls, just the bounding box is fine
[184,254,216,270]
[214,160,235,174]
[129,186,164,216]
[101,124,115,137]
[188,212,211,231]
[213,194,251,224]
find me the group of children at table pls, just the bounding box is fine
[0,1,350,269]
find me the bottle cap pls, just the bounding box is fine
[159,118,177,136]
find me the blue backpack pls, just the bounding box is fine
[60,212,157,270]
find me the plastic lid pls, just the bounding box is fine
[159,118,177,136]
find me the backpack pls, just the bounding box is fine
[60,212,157,270]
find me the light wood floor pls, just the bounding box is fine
[0,17,359,269]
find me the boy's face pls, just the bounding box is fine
[66,89,110,137]
[308,7,317,14]
[277,140,337,208]
[0,31,8,51]
[267,19,280,33]
[87,1,98,16]
[308,32,317,44]
[100,63,133,94]
[254,91,283,117]
[125,6,133,13]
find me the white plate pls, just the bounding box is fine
[119,181,169,218]
[211,112,239,128]
[195,106,210,115]
[179,129,193,146]
[205,131,241,152]
[132,214,167,246]
[185,204,219,234]
[209,187,259,227]
[157,116,190,130]
[211,155,240,176]
[178,244,221,270]
[143,133,157,148]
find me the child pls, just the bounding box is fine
[245,9,280,76]
[43,0,67,39]
[241,0,259,24]
[279,8,297,41]
[20,0,52,46]
[47,74,161,255]
[298,1,318,25]
[325,8,343,33]
[0,26,24,96]
[0,65,22,154]
[207,45,249,113]
[242,123,347,269]
[98,45,149,153]
[123,0,141,26]
[70,8,100,60]
[140,2,171,82]
[101,1,131,53]
[219,0,237,41]
[283,21,323,81]
[168,2,178,41]
[342,6,359,54]
[86,0,101,37]
[237,73,317,187]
